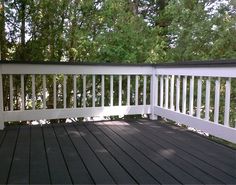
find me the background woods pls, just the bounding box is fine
[0,0,235,62]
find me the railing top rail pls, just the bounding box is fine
[155,59,236,68]
[1,59,236,67]
[0,60,155,67]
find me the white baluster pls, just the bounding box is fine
[205,77,211,120]
[143,75,147,105]
[110,75,113,106]
[83,75,86,108]
[21,74,24,110]
[214,77,220,123]
[73,75,77,108]
[224,78,231,127]
[32,75,36,110]
[63,75,67,109]
[160,75,164,107]
[53,75,56,109]
[135,75,139,106]
[182,76,187,114]
[170,75,175,110]
[127,75,130,106]
[0,73,3,129]
[101,75,105,107]
[196,77,202,118]
[92,75,96,107]
[176,75,180,112]
[165,76,169,109]
[10,74,13,111]
[189,76,194,115]
[119,75,122,106]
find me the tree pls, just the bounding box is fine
[163,0,236,61]
[0,0,7,60]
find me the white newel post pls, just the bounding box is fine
[0,65,4,130]
[150,67,157,120]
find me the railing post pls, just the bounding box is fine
[0,65,4,129]
[150,67,157,120]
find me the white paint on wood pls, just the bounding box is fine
[189,76,194,116]
[170,75,175,110]
[156,67,236,78]
[196,77,202,118]
[154,106,236,144]
[43,75,47,109]
[21,74,24,110]
[32,75,36,110]
[10,74,13,111]
[182,76,187,114]
[165,76,169,109]
[127,75,130,106]
[1,63,236,142]
[110,75,113,106]
[135,75,139,106]
[0,74,3,111]
[2,64,153,75]
[150,73,157,120]
[205,77,211,120]
[156,75,159,106]
[101,75,105,107]
[3,105,151,122]
[176,76,180,112]
[160,75,164,107]
[119,75,122,106]
[224,78,231,127]
[73,75,77,108]
[92,75,96,107]
[53,75,56,109]
[143,75,147,105]
[0,72,3,129]
[83,75,86,108]
[63,75,67,109]
[214,77,220,123]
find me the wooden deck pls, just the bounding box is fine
[0,119,235,184]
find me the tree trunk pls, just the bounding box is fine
[20,0,26,60]
[0,0,6,60]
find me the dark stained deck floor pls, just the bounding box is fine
[0,119,235,184]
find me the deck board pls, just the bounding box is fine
[0,126,19,184]
[85,123,158,184]
[53,124,94,184]
[0,130,5,146]
[30,126,50,184]
[94,123,182,184]
[135,119,236,173]
[0,119,235,184]
[75,124,137,184]
[65,124,115,184]
[129,120,236,184]
[103,121,205,184]
[43,125,72,184]
[104,120,222,184]
[8,126,30,184]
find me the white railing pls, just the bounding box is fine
[0,61,236,143]
[153,62,236,143]
[0,62,154,127]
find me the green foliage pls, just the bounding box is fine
[1,0,235,62]
[164,0,236,61]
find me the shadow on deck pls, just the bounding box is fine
[0,119,235,184]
